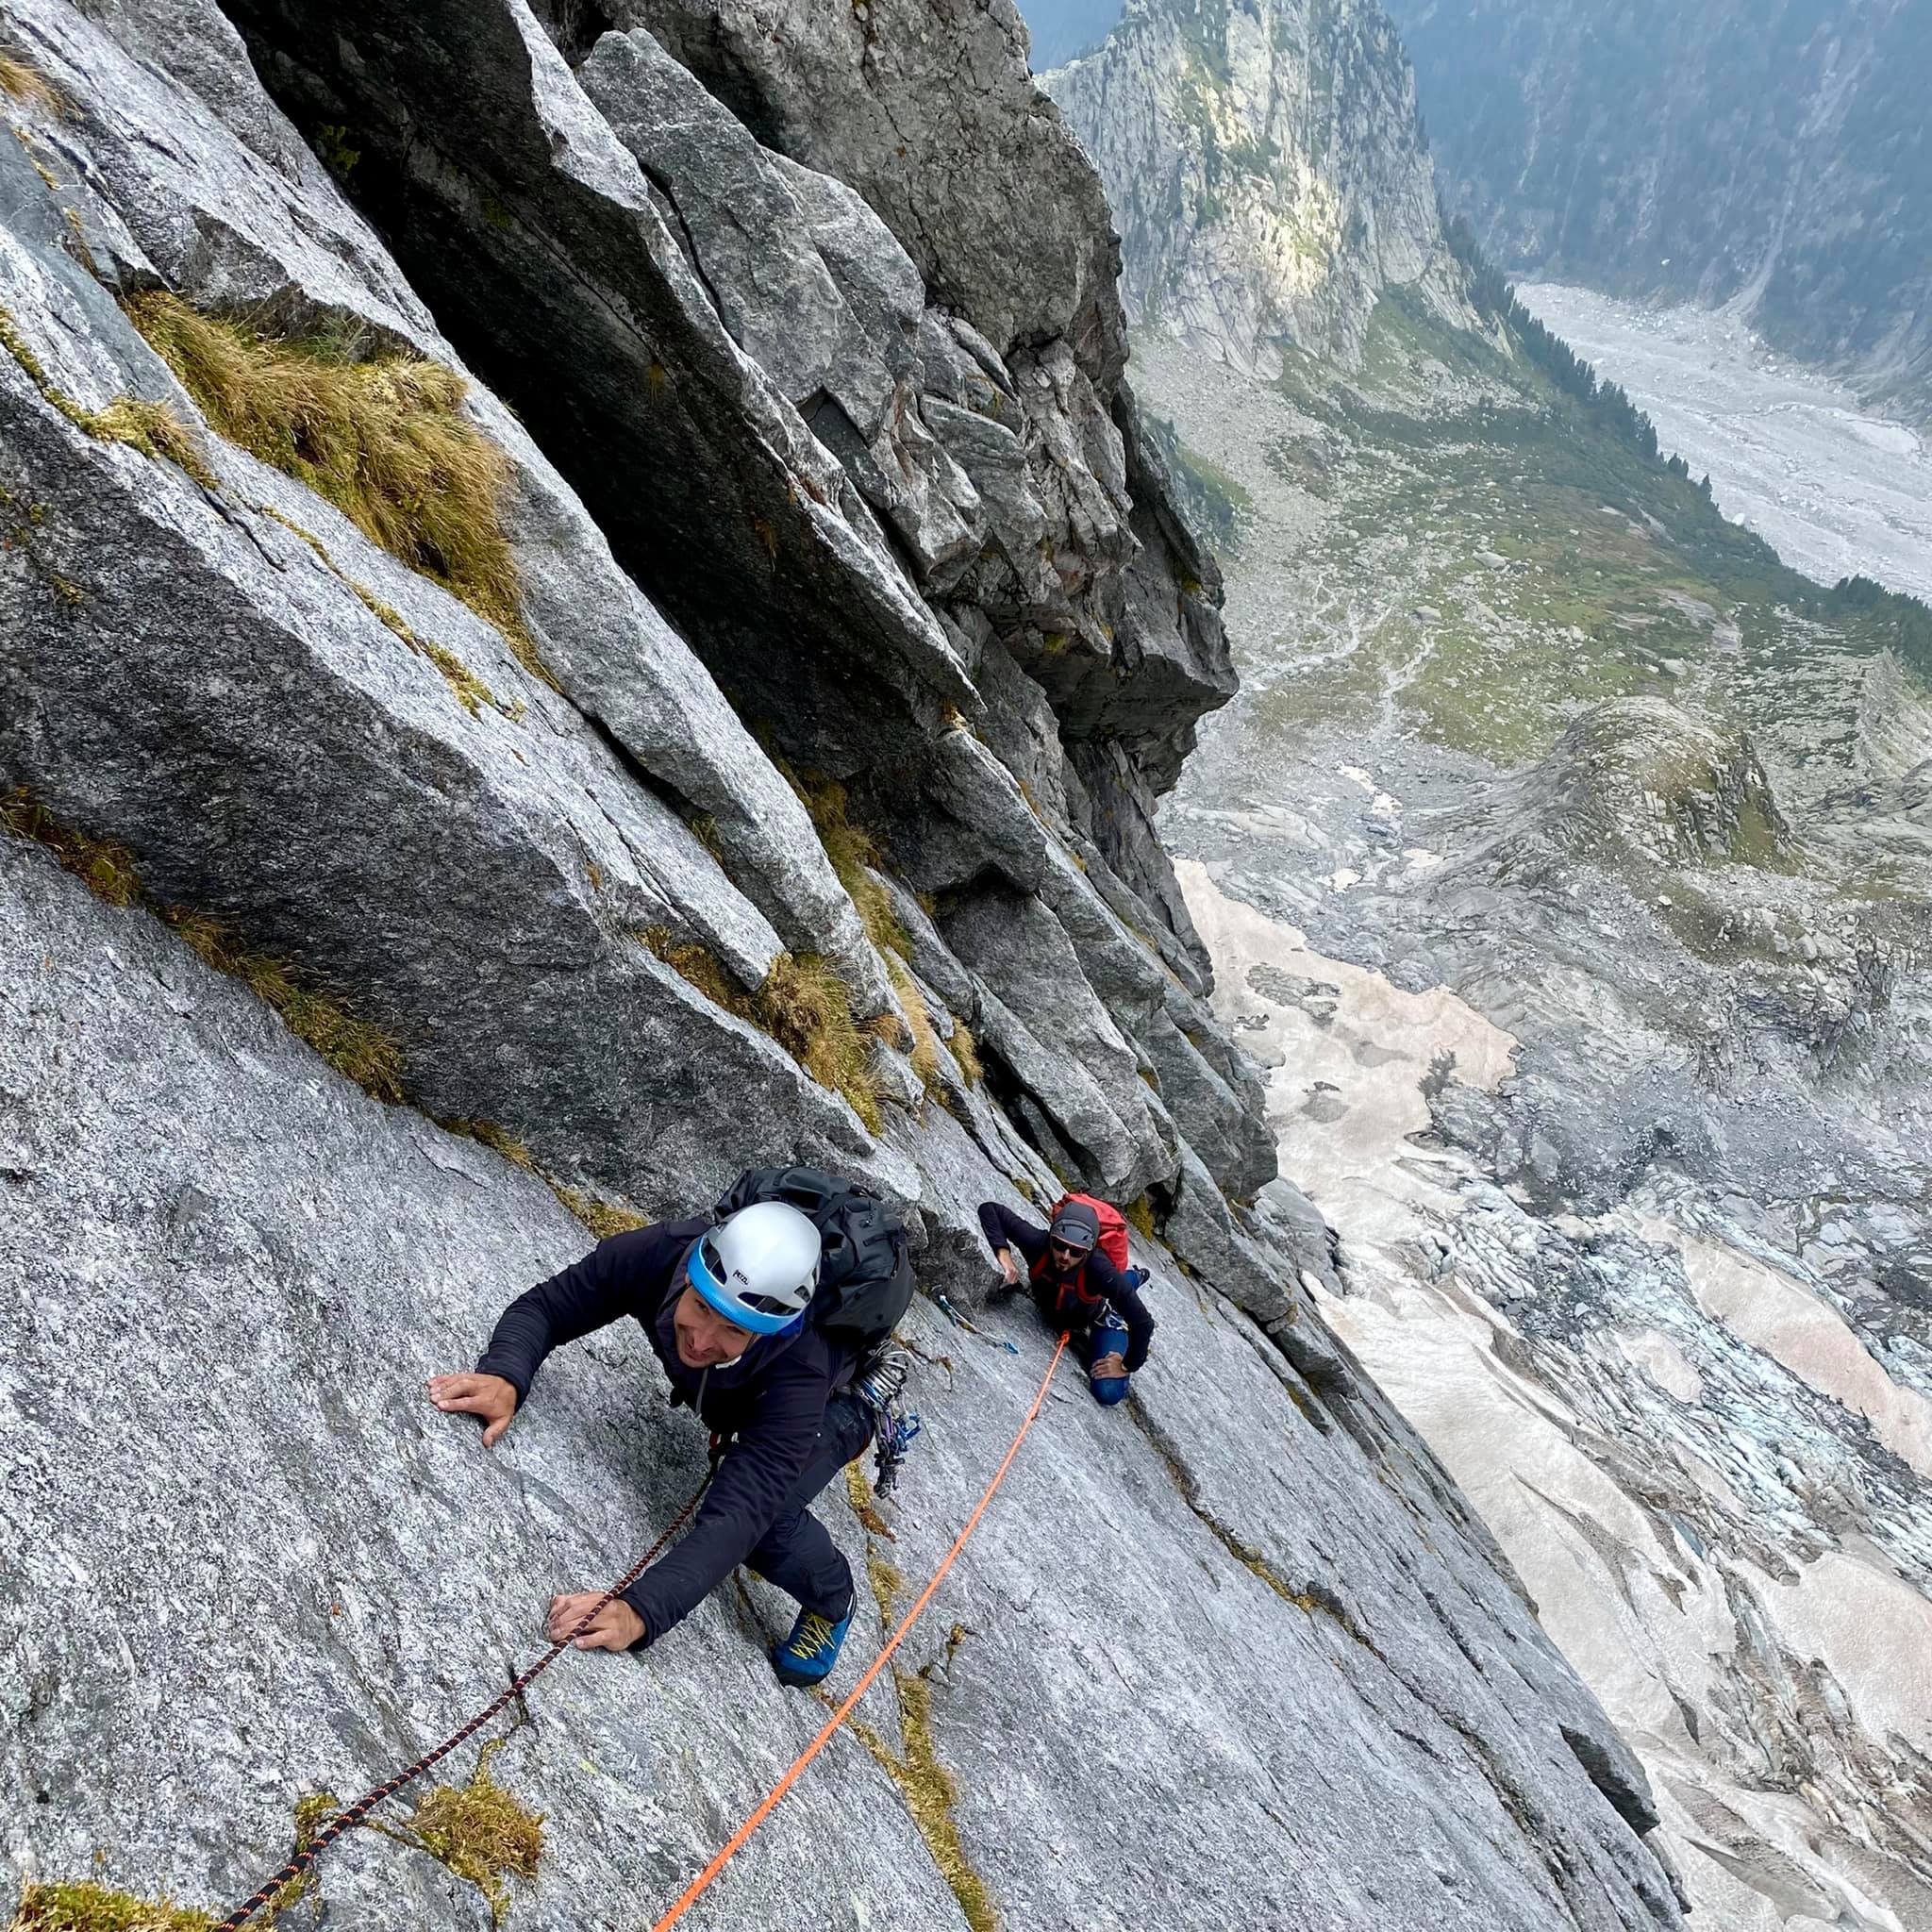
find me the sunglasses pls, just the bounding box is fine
[1048,1239,1091,1260]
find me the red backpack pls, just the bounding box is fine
[1051,1193,1131,1271]
[1029,1193,1131,1317]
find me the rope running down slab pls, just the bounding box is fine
[648,1330,1070,1931]
[212,1474,713,1930]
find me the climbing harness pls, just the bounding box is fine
[647,1331,1069,1931]
[932,1289,1021,1353]
[210,1473,713,1931]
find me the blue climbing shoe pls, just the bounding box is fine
[771,1606,853,1688]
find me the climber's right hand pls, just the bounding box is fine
[995,1248,1021,1291]
[426,1372,518,1447]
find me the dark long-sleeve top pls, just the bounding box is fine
[975,1201,1156,1373]
[475,1218,851,1647]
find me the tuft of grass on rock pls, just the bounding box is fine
[0,49,64,115]
[946,1017,983,1088]
[641,928,885,1129]
[0,787,406,1103]
[792,769,909,960]
[758,950,883,1129]
[0,788,140,904]
[641,924,758,1024]
[552,1184,649,1240]
[841,1479,998,1931]
[1124,1194,1158,1241]
[162,909,406,1102]
[441,1118,535,1171]
[442,1120,655,1242]
[889,959,943,1099]
[120,291,555,689]
[401,1742,543,1929]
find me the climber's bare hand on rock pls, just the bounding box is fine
[548,1592,642,1651]
[426,1372,518,1447]
[993,1248,1021,1292]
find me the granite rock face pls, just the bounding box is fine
[0,0,1683,1924]
[0,841,1681,1930]
[1046,0,1475,374]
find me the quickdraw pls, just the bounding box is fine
[932,1289,1021,1353]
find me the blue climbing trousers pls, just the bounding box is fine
[1083,1304,1134,1407]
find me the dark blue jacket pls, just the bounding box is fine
[975,1201,1156,1372]
[475,1219,852,1646]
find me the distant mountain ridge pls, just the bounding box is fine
[1385,0,1932,425]
[1044,0,1474,375]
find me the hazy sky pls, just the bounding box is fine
[1019,0,1125,68]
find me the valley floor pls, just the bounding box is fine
[1142,320,1932,1932]
[1519,284,1932,608]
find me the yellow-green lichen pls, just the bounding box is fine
[8,1884,213,1932]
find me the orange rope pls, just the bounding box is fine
[649,1330,1071,1931]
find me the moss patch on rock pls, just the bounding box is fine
[398,1742,544,1928]
[9,1887,211,1932]
[1,301,216,491]
[849,1673,999,1932]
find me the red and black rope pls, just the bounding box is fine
[213,1476,711,1930]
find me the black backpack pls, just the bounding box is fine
[713,1166,915,1349]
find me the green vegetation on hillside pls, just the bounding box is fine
[1237,241,1932,765]
[1141,408,1254,555]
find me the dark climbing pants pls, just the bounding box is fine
[744,1390,874,1619]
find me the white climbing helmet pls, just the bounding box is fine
[684,1200,822,1336]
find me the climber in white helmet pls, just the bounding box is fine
[427,1178,913,1689]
